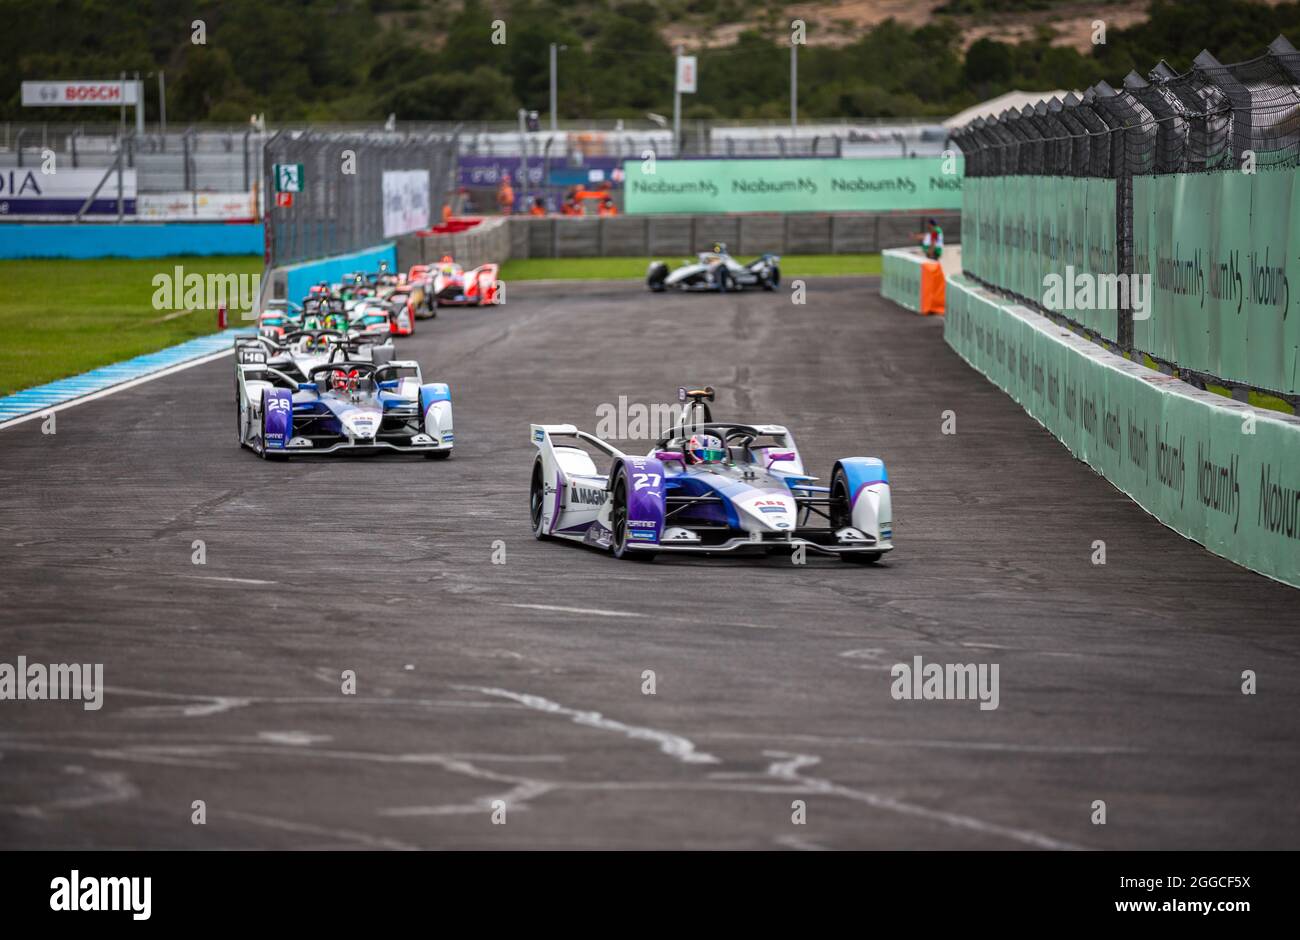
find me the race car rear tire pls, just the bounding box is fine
[761,265,780,291]
[647,262,668,292]
[611,468,655,562]
[530,460,550,539]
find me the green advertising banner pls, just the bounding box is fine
[1134,168,1300,395]
[943,274,1300,588]
[961,175,1117,341]
[622,157,963,214]
[966,168,1300,393]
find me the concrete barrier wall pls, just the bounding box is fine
[0,223,263,259]
[273,243,397,303]
[882,248,925,313]
[943,273,1300,588]
[504,211,960,260]
[395,216,510,273]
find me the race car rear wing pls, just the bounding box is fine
[530,424,625,459]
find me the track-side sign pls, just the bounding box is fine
[22,81,139,106]
[676,56,697,94]
[273,163,305,193]
[623,156,963,214]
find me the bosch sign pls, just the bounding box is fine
[22,81,140,107]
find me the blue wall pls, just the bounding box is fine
[283,243,397,303]
[0,224,263,259]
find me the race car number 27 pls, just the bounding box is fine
[633,473,660,490]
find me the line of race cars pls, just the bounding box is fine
[232,257,894,564]
[235,257,500,460]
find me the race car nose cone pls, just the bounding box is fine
[342,412,380,439]
[739,494,796,531]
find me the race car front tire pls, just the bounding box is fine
[830,467,878,563]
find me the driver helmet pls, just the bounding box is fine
[686,433,726,465]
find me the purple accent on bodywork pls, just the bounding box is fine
[617,456,667,544]
[550,469,564,535]
[851,481,886,506]
[263,389,293,449]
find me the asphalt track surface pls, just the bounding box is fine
[1,277,1297,850]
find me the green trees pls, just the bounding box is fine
[2,0,1297,123]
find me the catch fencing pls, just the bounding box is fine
[262,128,459,268]
[950,35,1300,402]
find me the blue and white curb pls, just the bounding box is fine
[0,327,254,430]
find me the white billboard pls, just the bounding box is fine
[676,56,697,94]
[137,191,256,222]
[382,170,430,237]
[0,167,137,216]
[22,80,140,107]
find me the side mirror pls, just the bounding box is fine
[297,382,318,392]
[655,450,684,463]
[766,450,796,466]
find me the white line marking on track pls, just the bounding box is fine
[505,602,645,618]
[0,346,233,431]
[458,685,721,765]
[175,574,278,586]
[223,810,420,851]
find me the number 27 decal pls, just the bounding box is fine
[633,473,661,490]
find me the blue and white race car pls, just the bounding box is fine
[235,348,453,459]
[528,387,892,562]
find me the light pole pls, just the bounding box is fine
[134,70,144,136]
[549,43,562,132]
[673,44,683,157]
[790,42,798,131]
